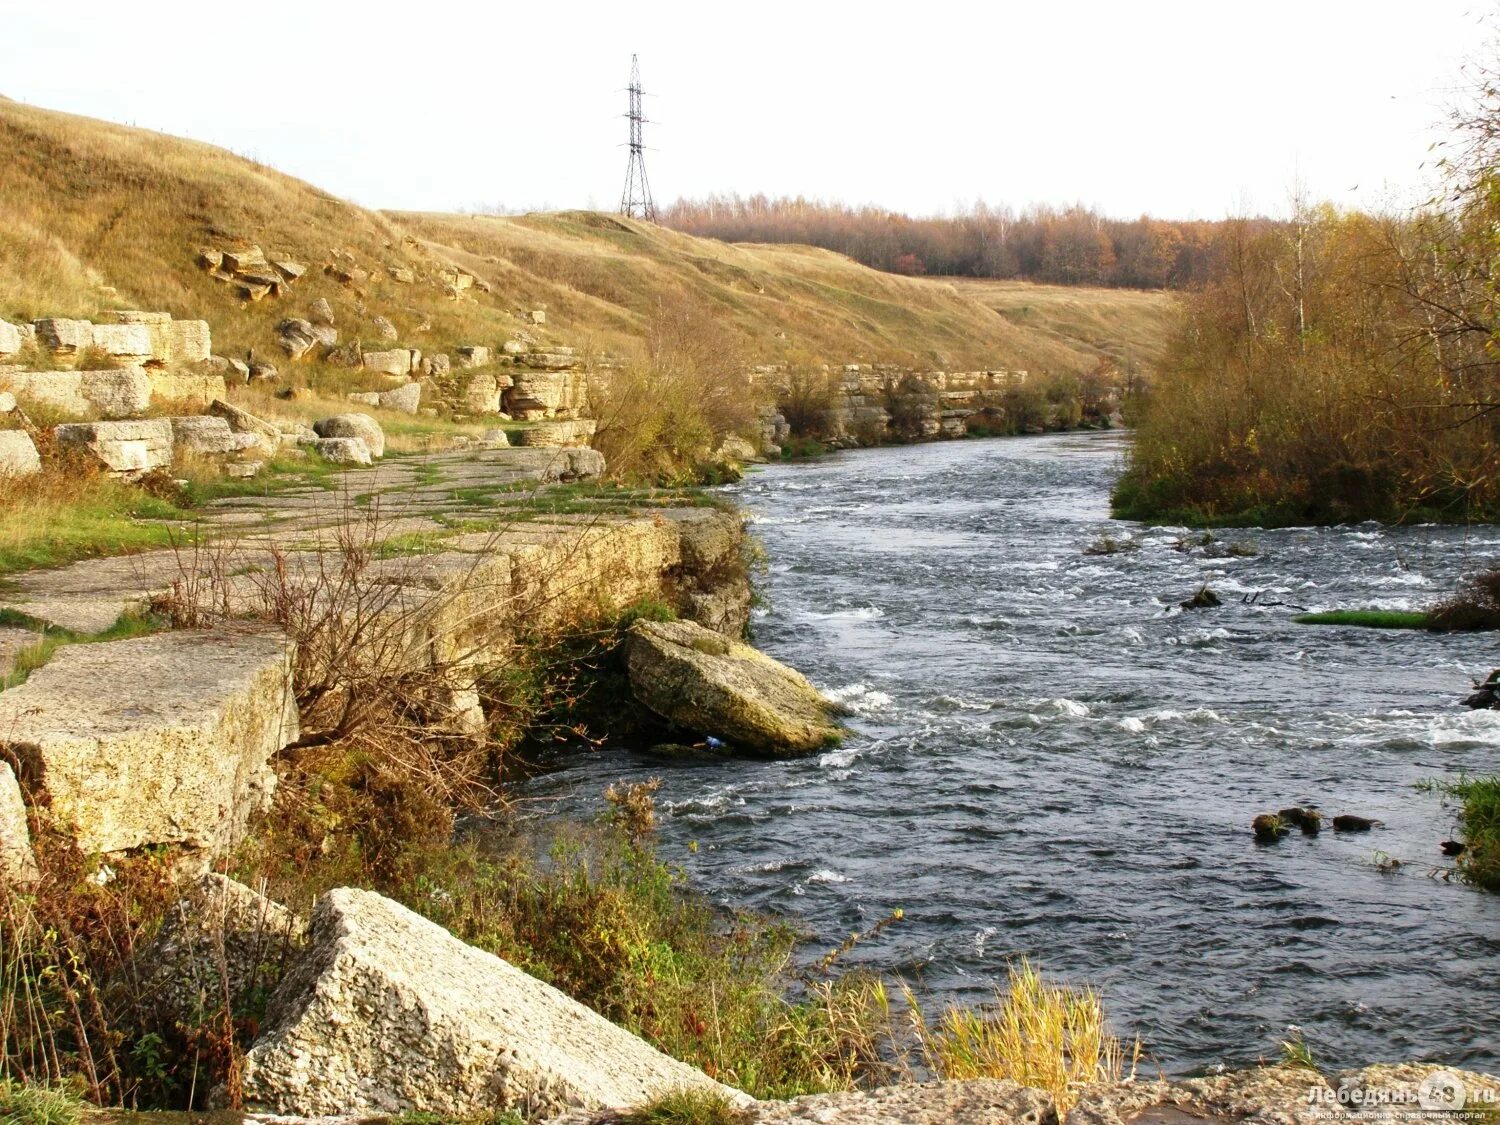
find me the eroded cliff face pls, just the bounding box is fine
[754,363,1122,452]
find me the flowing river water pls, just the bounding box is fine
[524,431,1500,1074]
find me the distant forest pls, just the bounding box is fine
[660,197,1247,289]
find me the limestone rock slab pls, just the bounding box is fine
[240,887,743,1117]
[0,762,39,888]
[0,321,26,357]
[0,630,298,859]
[54,418,173,474]
[0,430,41,476]
[209,399,281,456]
[142,874,306,1031]
[627,619,843,756]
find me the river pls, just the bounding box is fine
[524,431,1500,1075]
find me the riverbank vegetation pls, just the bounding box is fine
[1449,776,1500,893]
[0,505,1136,1113]
[1293,568,1500,632]
[1114,70,1500,527]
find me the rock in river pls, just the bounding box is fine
[626,619,844,756]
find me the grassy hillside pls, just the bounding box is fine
[950,278,1178,378]
[0,97,1167,376]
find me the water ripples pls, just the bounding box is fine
[521,432,1500,1074]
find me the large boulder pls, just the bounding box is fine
[362,348,413,377]
[313,413,384,458]
[0,430,41,477]
[54,419,173,475]
[462,372,501,414]
[312,437,372,466]
[0,630,298,860]
[240,887,745,1117]
[378,382,421,415]
[506,371,568,418]
[626,620,844,755]
[455,345,491,368]
[276,318,319,360]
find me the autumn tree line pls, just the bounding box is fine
[1114,77,1500,525]
[661,197,1233,288]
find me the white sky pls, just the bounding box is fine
[0,0,1489,220]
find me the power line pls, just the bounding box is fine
[619,54,657,222]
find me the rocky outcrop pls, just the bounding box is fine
[627,619,843,755]
[507,370,587,420]
[201,245,304,301]
[240,887,745,1117]
[518,419,597,448]
[0,430,41,477]
[54,419,173,475]
[313,413,384,458]
[0,630,297,861]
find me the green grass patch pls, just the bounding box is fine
[0,1079,86,1125]
[1450,775,1500,893]
[1292,610,1431,630]
[0,487,190,576]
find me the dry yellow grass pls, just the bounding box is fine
[908,960,1136,1114]
[0,96,1166,378]
[951,278,1180,377]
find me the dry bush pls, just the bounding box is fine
[592,294,766,483]
[1429,567,1500,631]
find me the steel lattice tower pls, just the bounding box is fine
[619,54,657,222]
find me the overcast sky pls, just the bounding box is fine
[0,0,1489,220]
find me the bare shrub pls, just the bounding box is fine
[1429,567,1500,632]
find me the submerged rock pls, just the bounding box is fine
[1278,807,1323,835]
[1180,585,1222,610]
[239,887,744,1117]
[1463,669,1499,710]
[1333,815,1381,833]
[1252,813,1289,843]
[626,619,844,756]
